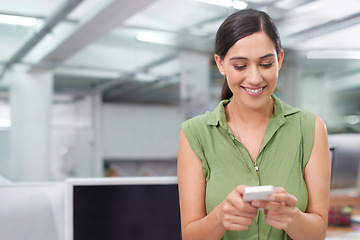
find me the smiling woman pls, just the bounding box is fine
[214,32,283,113]
[177,9,331,240]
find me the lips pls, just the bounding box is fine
[243,87,264,93]
[242,86,266,96]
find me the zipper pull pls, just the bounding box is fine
[253,161,259,172]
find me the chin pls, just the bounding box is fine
[242,94,273,110]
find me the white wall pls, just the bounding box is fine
[0,131,9,177]
[51,95,95,180]
[300,72,337,128]
[102,103,184,159]
[300,70,360,132]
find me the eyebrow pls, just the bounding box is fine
[229,53,275,61]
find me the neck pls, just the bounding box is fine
[227,97,274,125]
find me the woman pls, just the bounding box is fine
[177,9,331,240]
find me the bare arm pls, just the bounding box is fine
[177,130,258,240]
[285,115,331,239]
[253,115,331,239]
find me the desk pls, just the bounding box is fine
[326,194,360,238]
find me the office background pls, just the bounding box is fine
[1,1,360,240]
[1,0,360,181]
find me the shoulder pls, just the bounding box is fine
[182,100,228,131]
[314,115,328,139]
[274,95,316,124]
[182,112,209,132]
[299,110,316,126]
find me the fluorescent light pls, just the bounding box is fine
[0,118,11,128]
[0,14,37,27]
[135,72,159,82]
[197,0,233,8]
[136,31,177,46]
[233,0,248,10]
[346,115,360,125]
[306,50,360,60]
[55,67,122,79]
[196,0,247,9]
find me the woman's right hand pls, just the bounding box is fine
[218,185,259,231]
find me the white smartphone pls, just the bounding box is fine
[243,185,274,202]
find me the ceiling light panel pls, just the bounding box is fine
[232,1,248,10]
[196,0,233,7]
[0,0,63,17]
[306,50,360,60]
[277,0,360,39]
[124,0,229,32]
[0,14,37,26]
[136,31,178,46]
[297,24,360,50]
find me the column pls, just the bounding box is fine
[180,51,210,118]
[8,65,53,181]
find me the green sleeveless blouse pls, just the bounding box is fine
[181,94,315,240]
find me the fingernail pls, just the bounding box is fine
[253,201,260,207]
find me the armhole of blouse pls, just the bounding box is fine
[181,120,210,181]
[301,111,316,171]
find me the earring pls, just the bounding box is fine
[222,72,225,75]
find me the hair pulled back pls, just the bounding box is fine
[215,9,282,100]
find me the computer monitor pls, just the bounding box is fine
[329,147,335,188]
[328,134,360,195]
[65,176,181,240]
[0,182,64,240]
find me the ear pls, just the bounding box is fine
[214,54,225,75]
[277,49,284,71]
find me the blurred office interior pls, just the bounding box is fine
[0,0,360,239]
[1,0,360,181]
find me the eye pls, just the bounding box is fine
[261,61,274,68]
[234,65,247,70]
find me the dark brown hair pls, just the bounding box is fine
[215,9,282,100]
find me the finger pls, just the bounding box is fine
[265,205,291,218]
[223,214,256,231]
[233,185,261,213]
[265,215,289,230]
[265,206,299,229]
[251,199,267,208]
[227,189,251,209]
[223,221,252,231]
[224,214,254,226]
[234,185,249,196]
[273,186,286,194]
[268,193,297,207]
[262,200,289,213]
[224,189,258,215]
[255,200,292,216]
[223,200,258,219]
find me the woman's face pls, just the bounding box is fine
[215,31,284,110]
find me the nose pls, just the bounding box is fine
[246,66,262,86]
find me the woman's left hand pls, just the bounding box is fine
[251,187,299,230]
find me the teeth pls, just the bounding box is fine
[244,87,264,93]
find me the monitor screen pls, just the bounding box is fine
[65,176,181,240]
[329,147,335,188]
[328,134,360,194]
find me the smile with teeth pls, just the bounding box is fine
[243,87,265,93]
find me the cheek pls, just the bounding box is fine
[263,70,278,84]
[226,69,243,81]
[226,72,243,89]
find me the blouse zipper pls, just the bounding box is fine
[232,134,259,173]
[253,161,259,173]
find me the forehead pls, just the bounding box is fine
[226,32,277,59]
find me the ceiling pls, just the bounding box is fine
[1,0,360,104]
